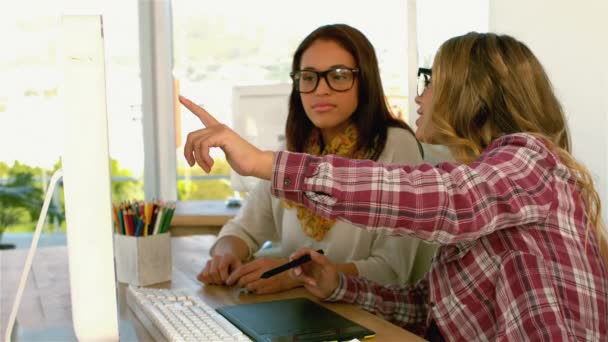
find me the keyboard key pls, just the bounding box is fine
[126,285,251,342]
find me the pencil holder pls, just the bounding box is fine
[114,232,172,286]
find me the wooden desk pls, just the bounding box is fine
[1,236,424,341]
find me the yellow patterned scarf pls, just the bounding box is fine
[282,124,375,241]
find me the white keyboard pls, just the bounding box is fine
[126,285,251,342]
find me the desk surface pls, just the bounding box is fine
[1,236,424,341]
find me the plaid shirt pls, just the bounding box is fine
[271,133,608,341]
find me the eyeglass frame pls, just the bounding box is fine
[417,67,432,96]
[290,67,360,94]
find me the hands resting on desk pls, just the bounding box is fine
[197,248,341,299]
[198,255,303,294]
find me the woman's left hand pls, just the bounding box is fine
[226,258,301,295]
[289,248,340,299]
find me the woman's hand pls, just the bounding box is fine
[180,95,274,179]
[225,258,301,295]
[289,248,340,299]
[197,253,243,285]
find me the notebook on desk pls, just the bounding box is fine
[216,297,375,342]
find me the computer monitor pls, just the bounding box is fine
[230,83,292,192]
[60,15,119,340]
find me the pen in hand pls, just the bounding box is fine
[260,249,324,279]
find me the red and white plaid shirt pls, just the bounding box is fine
[271,133,608,341]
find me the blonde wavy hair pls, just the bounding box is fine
[429,32,608,262]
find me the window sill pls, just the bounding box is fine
[169,200,241,236]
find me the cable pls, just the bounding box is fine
[4,169,63,342]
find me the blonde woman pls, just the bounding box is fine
[181,32,608,340]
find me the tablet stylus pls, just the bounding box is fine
[260,249,324,279]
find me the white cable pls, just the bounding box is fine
[4,168,63,342]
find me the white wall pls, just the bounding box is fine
[490,0,608,218]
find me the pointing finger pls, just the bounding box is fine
[184,130,199,167]
[179,95,220,127]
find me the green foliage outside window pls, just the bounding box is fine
[177,158,233,200]
[0,161,62,235]
[0,159,144,235]
[0,157,236,236]
[110,159,144,203]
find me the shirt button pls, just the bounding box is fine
[284,178,292,186]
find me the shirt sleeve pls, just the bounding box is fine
[351,127,427,284]
[270,134,557,245]
[325,273,430,336]
[211,179,279,258]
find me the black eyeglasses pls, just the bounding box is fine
[290,67,359,94]
[417,67,432,96]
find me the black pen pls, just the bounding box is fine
[260,249,324,279]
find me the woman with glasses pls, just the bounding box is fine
[181,32,607,340]
[416,67,455,165]
[415,68,433,140]
[195,24,434,295]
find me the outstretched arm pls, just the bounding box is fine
[270,135,556,245]
[179,96,555,245]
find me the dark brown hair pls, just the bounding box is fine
[285,23,421,160]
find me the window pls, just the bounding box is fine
[0,3,143,235]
